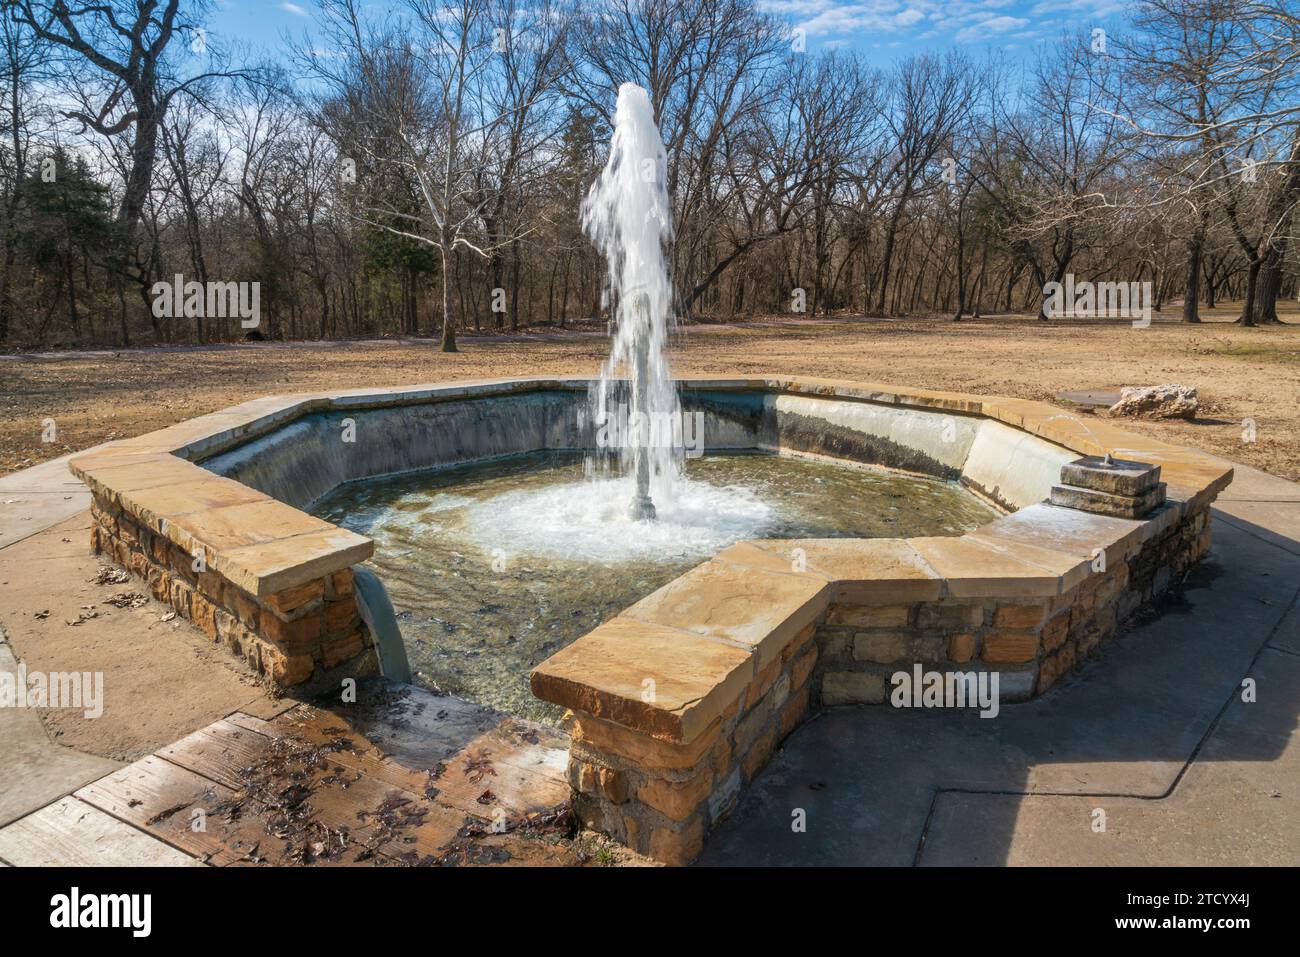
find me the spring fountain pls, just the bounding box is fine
[296,83,1000,720]
[163,84,1015,724]
[582,83,681,521]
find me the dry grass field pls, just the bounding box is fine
[4,303,1299,481]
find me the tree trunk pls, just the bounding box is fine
[1256,249,1287,324]
[1039,263,1065,321]
[63,247,80,341]
[1237,257,1262,327]
[876,195,908,314]
[952,199,966,322]
[509,237,520,332]
[0,240,16,343]
[1183,216,1206,322]
[489,250,504,332]
[115,274,130,347]
[440,245,457,352]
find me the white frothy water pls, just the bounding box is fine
[463,476,775,564]
[581,83,682,511]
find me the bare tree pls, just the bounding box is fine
[13,0,245,343]
[873,53,973,315]
[976,35,1129,320]
[303,0,564,350]
[0,9,43,341]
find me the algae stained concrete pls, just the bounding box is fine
[699,464,1300,866]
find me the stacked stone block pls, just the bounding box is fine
[814,504,1212,703]
[1050,455,1166,519]
[565,622,818,865]
[89,493,377,688]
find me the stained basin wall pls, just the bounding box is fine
[961,420,1077,509]
[200,391,588,509]
[765,394,1075,509]
[766,394,978,478]
[196,385,1073,512]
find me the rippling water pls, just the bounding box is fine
[313,451,997,723]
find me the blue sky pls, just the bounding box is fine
[209,0,1130,61]
[765,0,1129,54]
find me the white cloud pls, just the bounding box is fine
[954,14,1030,42]
[1028,0,1125,15]
[759,0,1101,48]
[762,1,945,37]
[280,2,308,16]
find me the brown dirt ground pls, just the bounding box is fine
[4,302,1299,480]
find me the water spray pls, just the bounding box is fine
[629,294,656,521]
[581,83,680,521]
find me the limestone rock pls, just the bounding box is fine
[1109,384,1198,420]
[1060,456,1161,496]
[1049,482,1167,519]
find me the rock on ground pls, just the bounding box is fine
[1109,384,1199,420]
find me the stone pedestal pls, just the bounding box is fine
[1051,455,1165,519]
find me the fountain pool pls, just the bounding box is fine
[312,450,998,721]
[70,375,1234,866]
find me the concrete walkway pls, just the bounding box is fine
[0,631,119,829]
[0,453,90,550]
[0,457,120,829]
[702,462,1300,865]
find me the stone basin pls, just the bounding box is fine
[66,375,1233,864]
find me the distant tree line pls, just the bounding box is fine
[1,0,1298,351]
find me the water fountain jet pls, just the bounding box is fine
[628,295,657,521]
[582,83,678,520]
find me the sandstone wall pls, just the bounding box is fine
[90,494,377,688]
